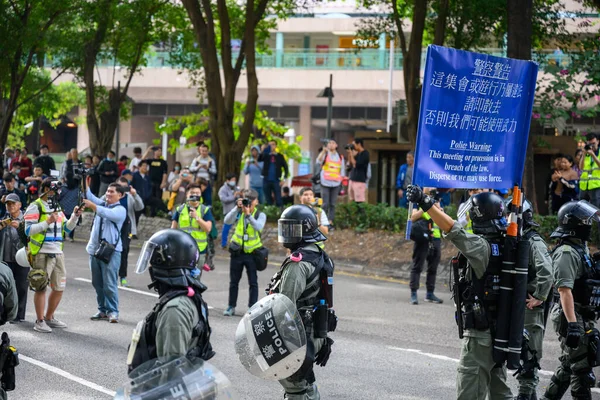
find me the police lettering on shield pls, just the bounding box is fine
[252,309,290,366]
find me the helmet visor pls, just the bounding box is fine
[571,200,600,225]
[135,241,158,274]
[278,219,303,244]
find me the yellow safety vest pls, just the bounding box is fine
[422,211,441,239]
[465,219,474,234]
[231,209,263,253]
[177,204,209,253]
[28,199,65,256]
[322,153,343,182]
[311,206,325,249]
[580,153,600,191]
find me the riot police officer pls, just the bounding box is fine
[127,229,214,372]
[543,200,600,400]
[406,185,513,400]
[511,198,553,400]
[266,205,336,400]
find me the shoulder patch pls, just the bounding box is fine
[491,243,500,256]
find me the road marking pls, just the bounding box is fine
[388,346,600,393]
[74,277,214,309]
[20,354,115,397]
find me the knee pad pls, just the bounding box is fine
[570,388,592,400]
[574,368,596,388]
[27,269,48,292]
[543,375,570,400]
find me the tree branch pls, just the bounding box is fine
[15,66,69,110]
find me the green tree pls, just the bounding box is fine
[0,0,79,150]
[157,101,302,167]
[56,0,174,156]
[179,0,299,183]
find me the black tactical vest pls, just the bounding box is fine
[268,247,334,309]
[560,242,600,309]
[457,236,504,330]
[128,289,214,373]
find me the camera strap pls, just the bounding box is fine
[97,203,121,247]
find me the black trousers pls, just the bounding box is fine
[119,236,131,279]
[228,253,258,308]
[7,261,28,320]
[409,239,441,293]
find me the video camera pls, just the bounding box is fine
[72,163,96,179]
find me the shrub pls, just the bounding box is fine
[335,202,408,233]
[257,204,282,222]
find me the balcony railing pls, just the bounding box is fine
[92,48,574,71]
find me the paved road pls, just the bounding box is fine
[2,241,592,399]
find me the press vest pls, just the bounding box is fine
[28,199,65,256]
[231,209,263,253]
[422,212,441,239]
[128,289,214,373]
[580,152,600,191]
[177,204,209,253]
[465,219,474,234]
[322,153,343,182]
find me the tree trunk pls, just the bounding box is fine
[404,0,428,143]
[507,0,536,210]
[433,0,449,46]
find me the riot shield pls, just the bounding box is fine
[114,356,235,400]
[234,293,307,380]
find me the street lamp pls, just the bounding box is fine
[317,74,334,139]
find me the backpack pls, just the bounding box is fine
[410,218,432,244]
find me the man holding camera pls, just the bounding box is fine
[82,181,126,324]
[579,132,600,208]
[25,178,80,333]
[171,184,213,271]
[346,138,370,203]
[223,189,265,316]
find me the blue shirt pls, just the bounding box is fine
[244,160,264,188]
[85,188,127,254]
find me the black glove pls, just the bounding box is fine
[566,322,581,349]
[406,185,434,212]
[315,337,334,367]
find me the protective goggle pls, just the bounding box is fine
[278,220,303,243]
[135,240,159,274]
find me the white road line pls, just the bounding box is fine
[388,346,600,393]
[20,354,115,397]
[74,277,214,309]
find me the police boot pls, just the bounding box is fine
[515,393,537,400]
[542,375,570,400]
[570,389,591,400]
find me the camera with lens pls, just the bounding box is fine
[187,195,201,203]
[73,163,95,179]
[344,144,355,151]
[241,198,251,207]
[585,144,592,151]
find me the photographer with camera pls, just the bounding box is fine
[316,139,344,230]
[579,133,600,208]
[223,189,265,317]
[408,188,443,305]
[82,180,126,324]
[171,184,213,271]
[218,173,243,249]
[24,178,81,333]
[346,138,370,203]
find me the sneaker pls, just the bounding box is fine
[120,278,129,287]
[34,319,52,333]
[90,312,108,321]
[424,293,444,304]
[223,306,235,317]
[108,313,119,323]
[410,292,419,305]
[44,317,67,328]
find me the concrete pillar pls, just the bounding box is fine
[276,32,284,68]
[378,33,386,69]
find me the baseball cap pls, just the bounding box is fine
[5,193,21,203]
[122,169,132,176]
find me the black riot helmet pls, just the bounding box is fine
[468,192,508,236]
[135,229,203,291]
[551,200,600,241]
[504,196,539,228]
[278,205,327,250]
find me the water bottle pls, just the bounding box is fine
[313,299,328,339]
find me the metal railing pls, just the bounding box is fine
[91,48,574,71]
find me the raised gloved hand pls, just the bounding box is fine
[315,337,334,367]
[566,322,581,349]
[406,185,434,212]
